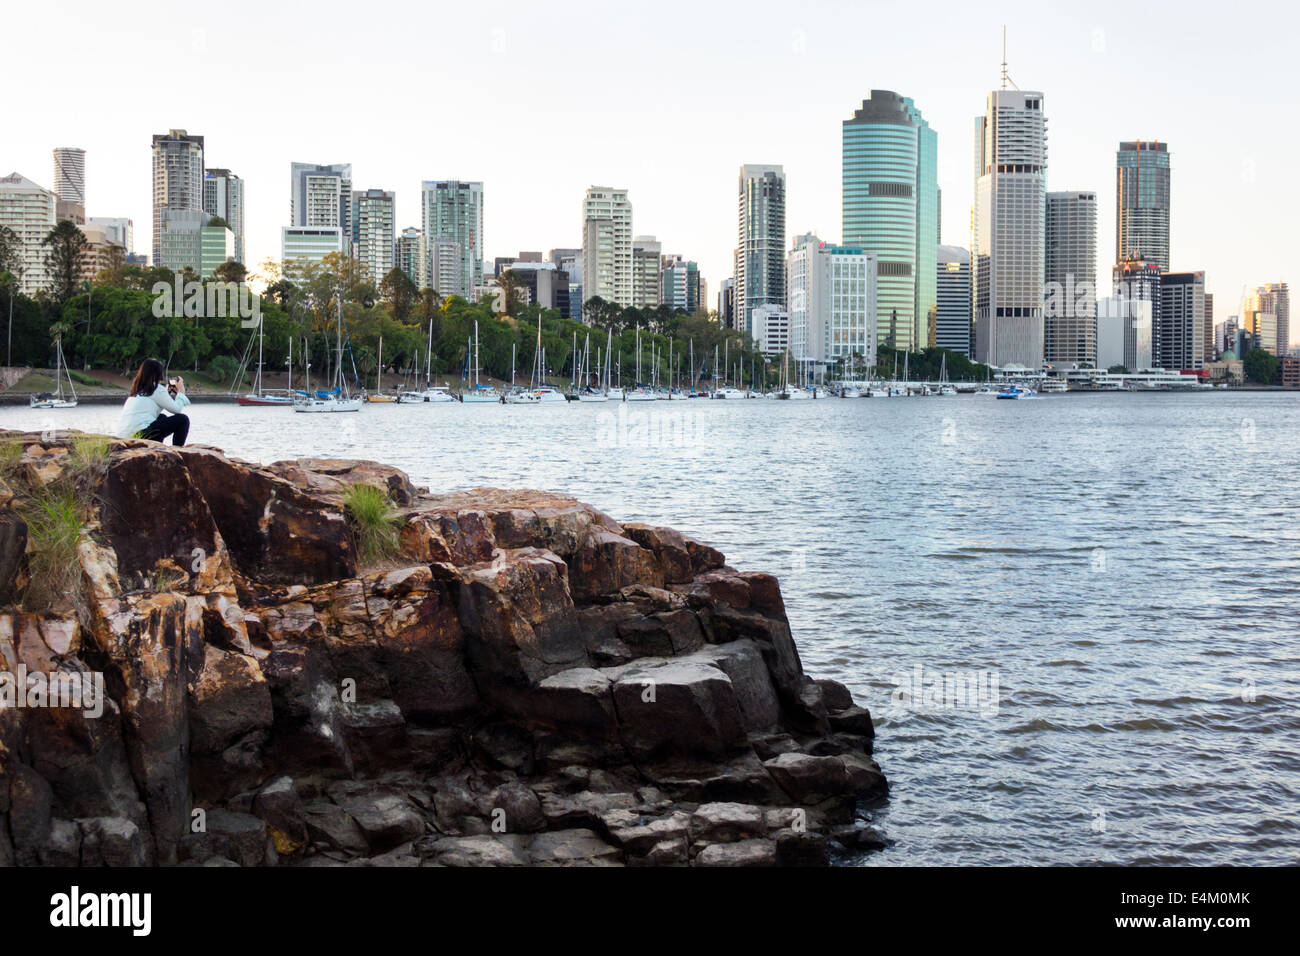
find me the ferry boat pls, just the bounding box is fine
[995,384,1035,400]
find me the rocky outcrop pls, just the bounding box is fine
[0,432,885,867]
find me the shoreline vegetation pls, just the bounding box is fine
[0,432,886,867]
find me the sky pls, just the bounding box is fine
[7,0,1297,339]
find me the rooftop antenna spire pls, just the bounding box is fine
[1000,25,1019,90]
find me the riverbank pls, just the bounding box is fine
[0,432,884,867]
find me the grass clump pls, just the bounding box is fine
[0,437,23,474]
[342,484,401,565]
[70,433,112,470]
[22,488,85,610]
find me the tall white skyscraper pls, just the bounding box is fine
[52,147,86,224]
[1044,191,1097,367]
[972,89,1046,368]
[290,162,352,235]
[203,168,245,264]
[421,180,483,298]
[736,164,786,334]
[581,186,633,312]
[351,189,396,282]
[151,129,205,267]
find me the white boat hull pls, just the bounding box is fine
[294,398,363,413]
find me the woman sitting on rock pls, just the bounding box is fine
[116,358,192,445]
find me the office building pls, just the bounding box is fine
[841,90,938,351]
[935,245,972,356]
[973,89,1047,368]
[1116,140,1170,270]
[1159,271,1206,369]
[1113,257,1162,362]
[632,235,661,308]
[786,233,877,373]
[281,226,345,278]
[1045,191,1098,366]
[718,277,735,328]
[86,216,133,253]
[661,256,701,313]
[151,129,204,267]
[1244,283,1290,355]
[749,305,790,356]
[1097,295,1152,371]
[736,164,785,333]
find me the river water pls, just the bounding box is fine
[4,391,1298,866]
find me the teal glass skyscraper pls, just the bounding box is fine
[842,91,938,352]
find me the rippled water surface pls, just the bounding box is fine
[6,391,1298,865]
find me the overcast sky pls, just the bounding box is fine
[8,0,1296,336]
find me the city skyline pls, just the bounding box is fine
[5,0,1295,343]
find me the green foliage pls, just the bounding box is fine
[22,488,85,611]
[42,220,90,304]
[70,433,111,470]
[873,345,992,383]
[208,354,241,384]
[343,484,401,565]
[1107,364,1130,374]
[0,437,23,473]
[1243,348,1280,385]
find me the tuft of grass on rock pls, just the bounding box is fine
[22,488,85,610]
[0,437,23,474]
[343,483,401,565]
[71,433,112,470]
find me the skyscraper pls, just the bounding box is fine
[935,245,972,356]
[1113,257,1161,367]
[290,162,352,236]
[1044,191,1097,367]
[203,168,245,264]
[973,89,1046,368]
[351,189,395,282]
[581,186,633,312]
[1244,283,1290,355]
[632,235,661,308]
[736,164,786,334]
[422,181,483,299]
[1116,141,1170,271]
[1159,272,1206,370]
[841,91,938,351]
[52,147,86,223]
[661,256,701,314]
[396,227,428,289]
[151,129,204,267]
[785,234,877,374]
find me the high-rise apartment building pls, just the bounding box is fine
[581,186,633,313]
[290,162,352,236]
[351,189,395,282]
[1204,293,1215,361]
[661,256,700,314]
[422,180,483,298]
[842,91,938,352]
[736,165,786,334]
[1244,283,1290,355]
[203,168,245,263]
[973,90,1047,368]
[396,227,428,289]
[151,129,204,267]
[1116,141,1170,271]
[1044,191,1097,366]
[935,245,972,356]
[785,233,877,372]
[52,147,86,223]
[0,172,56,295]
[718,277,736,329]
[631,236,662,308]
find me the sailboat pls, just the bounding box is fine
[576,332,608,401]
[399,314,455,403]
[461,321,500,402]
[366,336,398,402]
[29,336,77,408]
[626,325,656,401]
[294,289,362,413]
[234,318,291,405]
[506,314,566,403]
[938,353,957,396]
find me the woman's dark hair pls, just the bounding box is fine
[129,359,166,397]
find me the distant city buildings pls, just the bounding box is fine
[351,188,395,281]
[52,147,86,224]
[660,255,700,313]
[290,162,352,234]
[631,235,661,308]
[1097,295,1153,371]
[1244,283,1290,354]
[1113,257,1162,362]
[749,305,790,356]
[581,186,633,312]
[785,233,877,373]
[422,180,483,298]
[841,91,937,352]
[1159,271,1206,369]
[1116,140,1170,271]
[0,172,56,294]
[158,208,231,276]
[202,168,244,263]
[396,227,427,289]
[717,277,736,329]
[280,226,345,278]
[935,245,971,356]
[1044,191,1098,367]
[151,129,204,268]
[973,89,1047,368]
[736,164,786,335]
[86,216,133,253]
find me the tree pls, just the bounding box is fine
[212,260,248,284]
[495,269,525,318]
[1243,348,1280,385]
[95,245,129,287]
[42,220,89,303]
[379,268,418,323]
[1107,364,1129,374]
[0,224,18,275]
